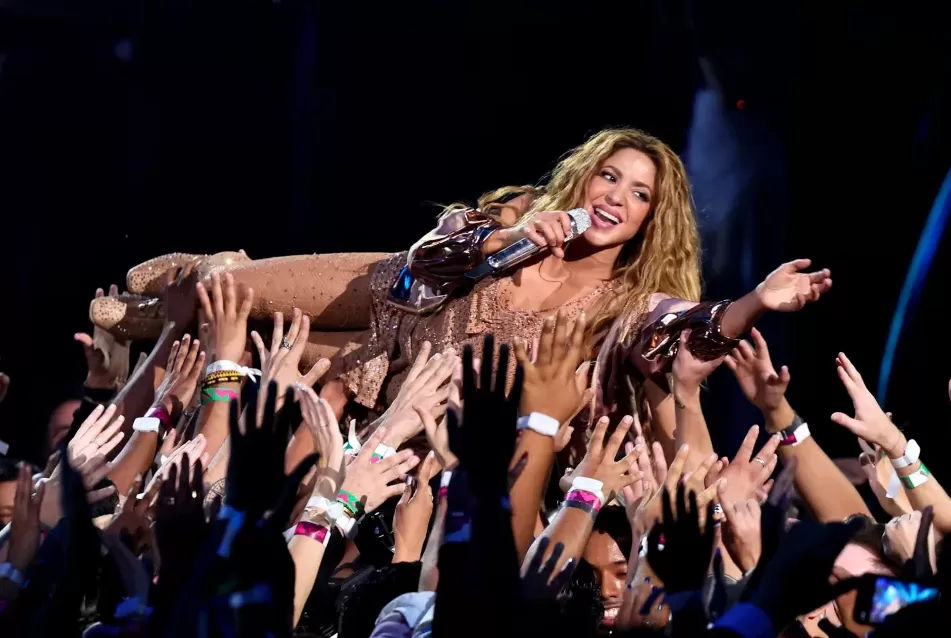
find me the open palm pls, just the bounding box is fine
[724,328,790,413]
[756,259,832,312]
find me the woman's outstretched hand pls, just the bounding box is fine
[755,258,832,312]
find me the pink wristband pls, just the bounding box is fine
[147,406,172,429]
[294,520,331,547]
[565,489,603,514]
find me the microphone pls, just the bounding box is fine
[465,208,592,282]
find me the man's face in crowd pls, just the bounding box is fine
[583,531,628,631]
[48,399,81,451]
[0,480,15,525]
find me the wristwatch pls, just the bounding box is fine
[889,439,920,469]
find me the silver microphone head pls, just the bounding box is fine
[566,208,592,238]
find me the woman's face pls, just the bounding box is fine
[581,147,657,248]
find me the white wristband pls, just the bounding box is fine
[784,422,811,447]
[516,412,560,437]
[440,470,454,488]
[205,360,261,382]
[890,439,920,470]
[133,417,161,433]
[335,512,358,538]
[306,496,336,512]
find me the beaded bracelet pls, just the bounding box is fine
[202,373,243,387]
[202,387,239,405]
[204,360,260,382]
[336,490,363,517]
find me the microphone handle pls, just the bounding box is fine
[485,237,544,271]
[464,216,580,282]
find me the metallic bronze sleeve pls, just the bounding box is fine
[634,299,739,380]
[407,208,500,289]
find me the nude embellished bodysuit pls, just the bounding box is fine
[333,251,618,412]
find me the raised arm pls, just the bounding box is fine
[724,329,871,521]
[510,310,593,560]
[831,352,951,534]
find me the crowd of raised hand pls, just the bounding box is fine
[0,268,949,638]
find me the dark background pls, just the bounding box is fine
[1,0,950,470]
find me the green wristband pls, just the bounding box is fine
[900,463,931,490]
[202,387,239,405]
[336,490,363,516]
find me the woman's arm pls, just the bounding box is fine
[721,259,832,338]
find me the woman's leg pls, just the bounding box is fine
[225,253,388,330]
[95,252,389,338]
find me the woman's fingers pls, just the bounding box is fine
[603,415,633,461]
[537,315,556,368]
[693,452,718,484]
[836,352,864,387]
[196,281,214,323]
[588,416,609,457]
[551,309,570,363]
[736,426,760,463]
[269,312,285,357]
[223,273,237,317]
[756,433,783,462]
[696,482,720,508]
[381,454,422,484]
[524,227,548,249]
[96,423,127,458]
[404,341,433,385]
[210,273,224,319]
[664,444,690,489]
[72,404,109,448]
[831,412,863,435]
[738,340,756,362]
[166,340,182,372]
[285,308,303,350]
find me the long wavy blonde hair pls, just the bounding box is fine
[473,128,702,351]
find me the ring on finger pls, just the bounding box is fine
[281,336,293,350]
[753,457,767,467]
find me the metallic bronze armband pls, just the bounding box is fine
[634,299,739,381]
[388,208,500,314]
